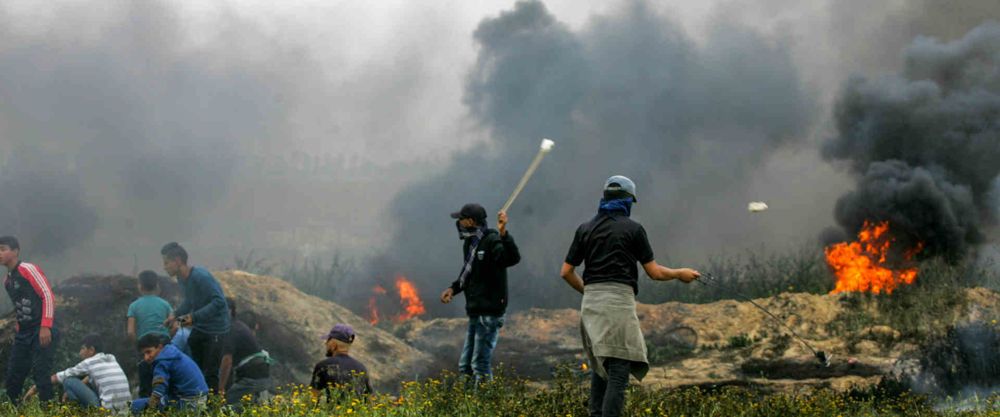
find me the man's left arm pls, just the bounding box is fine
[218,331,235,394]
[19,264,54,346]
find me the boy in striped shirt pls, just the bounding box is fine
[52,333,131,411]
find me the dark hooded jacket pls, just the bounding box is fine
[449,229,520,316]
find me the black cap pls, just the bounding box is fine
[450,203,487,223]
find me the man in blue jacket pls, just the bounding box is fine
[161,242,230,391]
[131,333,209,413]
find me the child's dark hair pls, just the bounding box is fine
[160,242,188,264]
[0,236,19,251]
[138,270,160,292]
[81,333,103,353]
[137,332,170,351]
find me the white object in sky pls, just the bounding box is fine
[748,201,769,213]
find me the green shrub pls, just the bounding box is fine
[7,366,1000,416]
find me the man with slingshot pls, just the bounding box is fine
[560,175,700,417]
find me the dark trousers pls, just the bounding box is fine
[589,358,631,417]
[6,327,58,404]
[188,329,225,391]
[138,359,154,397]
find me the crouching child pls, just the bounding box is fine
[131,333,209,414]
[51,333,131,412]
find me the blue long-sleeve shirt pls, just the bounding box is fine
[173,266,230,335]
[150,344,208,405]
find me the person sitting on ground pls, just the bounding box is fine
[131,333,209,414]
[50,333,131,411]
[310,323,372,401]
[218,298,273,409]
[127,270,173,397]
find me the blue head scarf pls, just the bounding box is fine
[598,197,633,217]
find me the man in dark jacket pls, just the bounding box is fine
[160,242,230,391]
[439,203,520,382]
[218,298,272,409]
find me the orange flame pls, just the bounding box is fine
[395,275,426,321]
[368,285,387,325]
[825,220,923,294]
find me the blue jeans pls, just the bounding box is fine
[63,377,100,408]
[458,315,504,379]
[131,394,206,415]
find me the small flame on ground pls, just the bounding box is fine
[825,220,923,294]
[368,277,426,324]
[368,285,387,325]
[395,275,426,321]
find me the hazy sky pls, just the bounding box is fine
[0,1,996,311]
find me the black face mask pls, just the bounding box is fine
[456,220,482,240]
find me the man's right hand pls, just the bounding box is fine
[440,288,454,304]
[674,268,701,283]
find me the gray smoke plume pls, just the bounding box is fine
[0,1,328,261]
[822,21,1000,261]
[0,156,97,256]
[364,0,814,315]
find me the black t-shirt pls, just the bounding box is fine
[565,212,655,294]
[310,354,373,396]
[223,320,268,379]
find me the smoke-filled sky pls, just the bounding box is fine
[0,0,997,315]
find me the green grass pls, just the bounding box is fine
[4,368,999,416]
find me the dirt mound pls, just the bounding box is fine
[400,288,1000,392]
[0,271,431,392]
[214,270,431,388]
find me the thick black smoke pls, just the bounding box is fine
[363,0,814,315]
[823,21,1000,261]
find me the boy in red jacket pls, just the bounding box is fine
[0,236,58,404]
